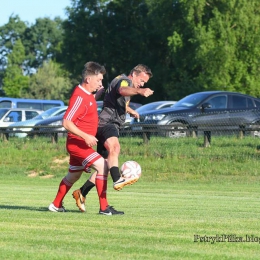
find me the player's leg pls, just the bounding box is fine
[77,140,108,198]
[104,135,139,191]
[70,144,107,213]
[91,157,124,215]
[96,124,130,190]
[48,170,83,212]
[72,171,96,212]
[104,135,121,180]
[72,131,109,208]
[49,138,86,212]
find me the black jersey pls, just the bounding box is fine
[99,74,132,127]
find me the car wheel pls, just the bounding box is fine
[165,122,187,138]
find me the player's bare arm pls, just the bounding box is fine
[126,106,139,119]
[119,86,154,97]
[63,119,98,147]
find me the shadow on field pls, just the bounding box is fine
[0,205,81,212]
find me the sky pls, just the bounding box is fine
[0,0,72,26]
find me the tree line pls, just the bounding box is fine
[1,0,260,105]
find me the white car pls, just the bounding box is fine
[0,108,43,128]
[9,106,68,137]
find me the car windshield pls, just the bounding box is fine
[174,93,211,108]
[0,108,8,119]
[136,103,164,113]
[129,103,142,110]
[31,107,62,120]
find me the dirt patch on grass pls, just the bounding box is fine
[27,171,54,178]
[40,175,54,179]
[51,156,69,170]
[28,170,45,177]
[28,171,39,177]
[53,156,69,164]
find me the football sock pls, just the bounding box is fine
[110,166,121,182]
[81,180,95,197]
[95,174,108,211]
[53,177,73,208]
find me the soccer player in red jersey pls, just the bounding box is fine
[48,61,124,215]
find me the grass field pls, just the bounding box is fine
[1,136,260,259]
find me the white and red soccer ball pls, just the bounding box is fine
[120,160,142,179]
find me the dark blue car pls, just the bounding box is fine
[130,91,260,138]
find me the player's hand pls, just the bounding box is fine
[84,134,98,147]
[130,110,139,119]
[94,86,105,100]
[139,88,154,97]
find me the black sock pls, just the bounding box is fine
[110,166,121,182]
[80,180,95,197]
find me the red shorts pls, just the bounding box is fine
[66,137,102,173]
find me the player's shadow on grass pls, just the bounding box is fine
[0,204,80,212]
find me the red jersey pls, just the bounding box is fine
[63,85,98,140]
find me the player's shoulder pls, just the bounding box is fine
[115,74,132,88]
[71,85,82,95]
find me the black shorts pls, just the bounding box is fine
[96,124,120,159]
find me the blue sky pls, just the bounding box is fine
[0,0,72,26]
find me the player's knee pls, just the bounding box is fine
[66,171,82,183]
[109,149,120,158]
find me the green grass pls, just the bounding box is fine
[0,177,260,259]
[1,136,260,259]
[2,135,260,181]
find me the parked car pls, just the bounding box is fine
[9,106,68,138]
[0,108,43,128]
[131,101,177,116]
[130,91,260,138]
[29,113,66,137]
[127,101,177,133]
[29,101,143,137]
[0,97,64,110]
[96,101,103,115]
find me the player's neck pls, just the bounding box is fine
[81,82,91,92]
[79,83,92,94]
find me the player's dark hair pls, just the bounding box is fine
[82,61,106,80]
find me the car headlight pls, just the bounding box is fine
[145,114,165,121]
[50,120,62,126]
[13,127,32,132]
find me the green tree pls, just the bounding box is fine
[168,0,260,98]
[0,15,27,95]
[25,60,71,104]
[2,39,29,97]
[143,0,178,101]
[0,16,64,76]
[62,0,152,92]
[22,17,64,74]
[0,15,27,69]
[62,0,113,84]
[62,0,178,102]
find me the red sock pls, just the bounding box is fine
[95,174,108,211]
[53,177,73,208]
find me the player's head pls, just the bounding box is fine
[82,61,106,79]
[82,61,106,92]
[129,64,153,88]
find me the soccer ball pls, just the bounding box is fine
[120,161,142,179]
